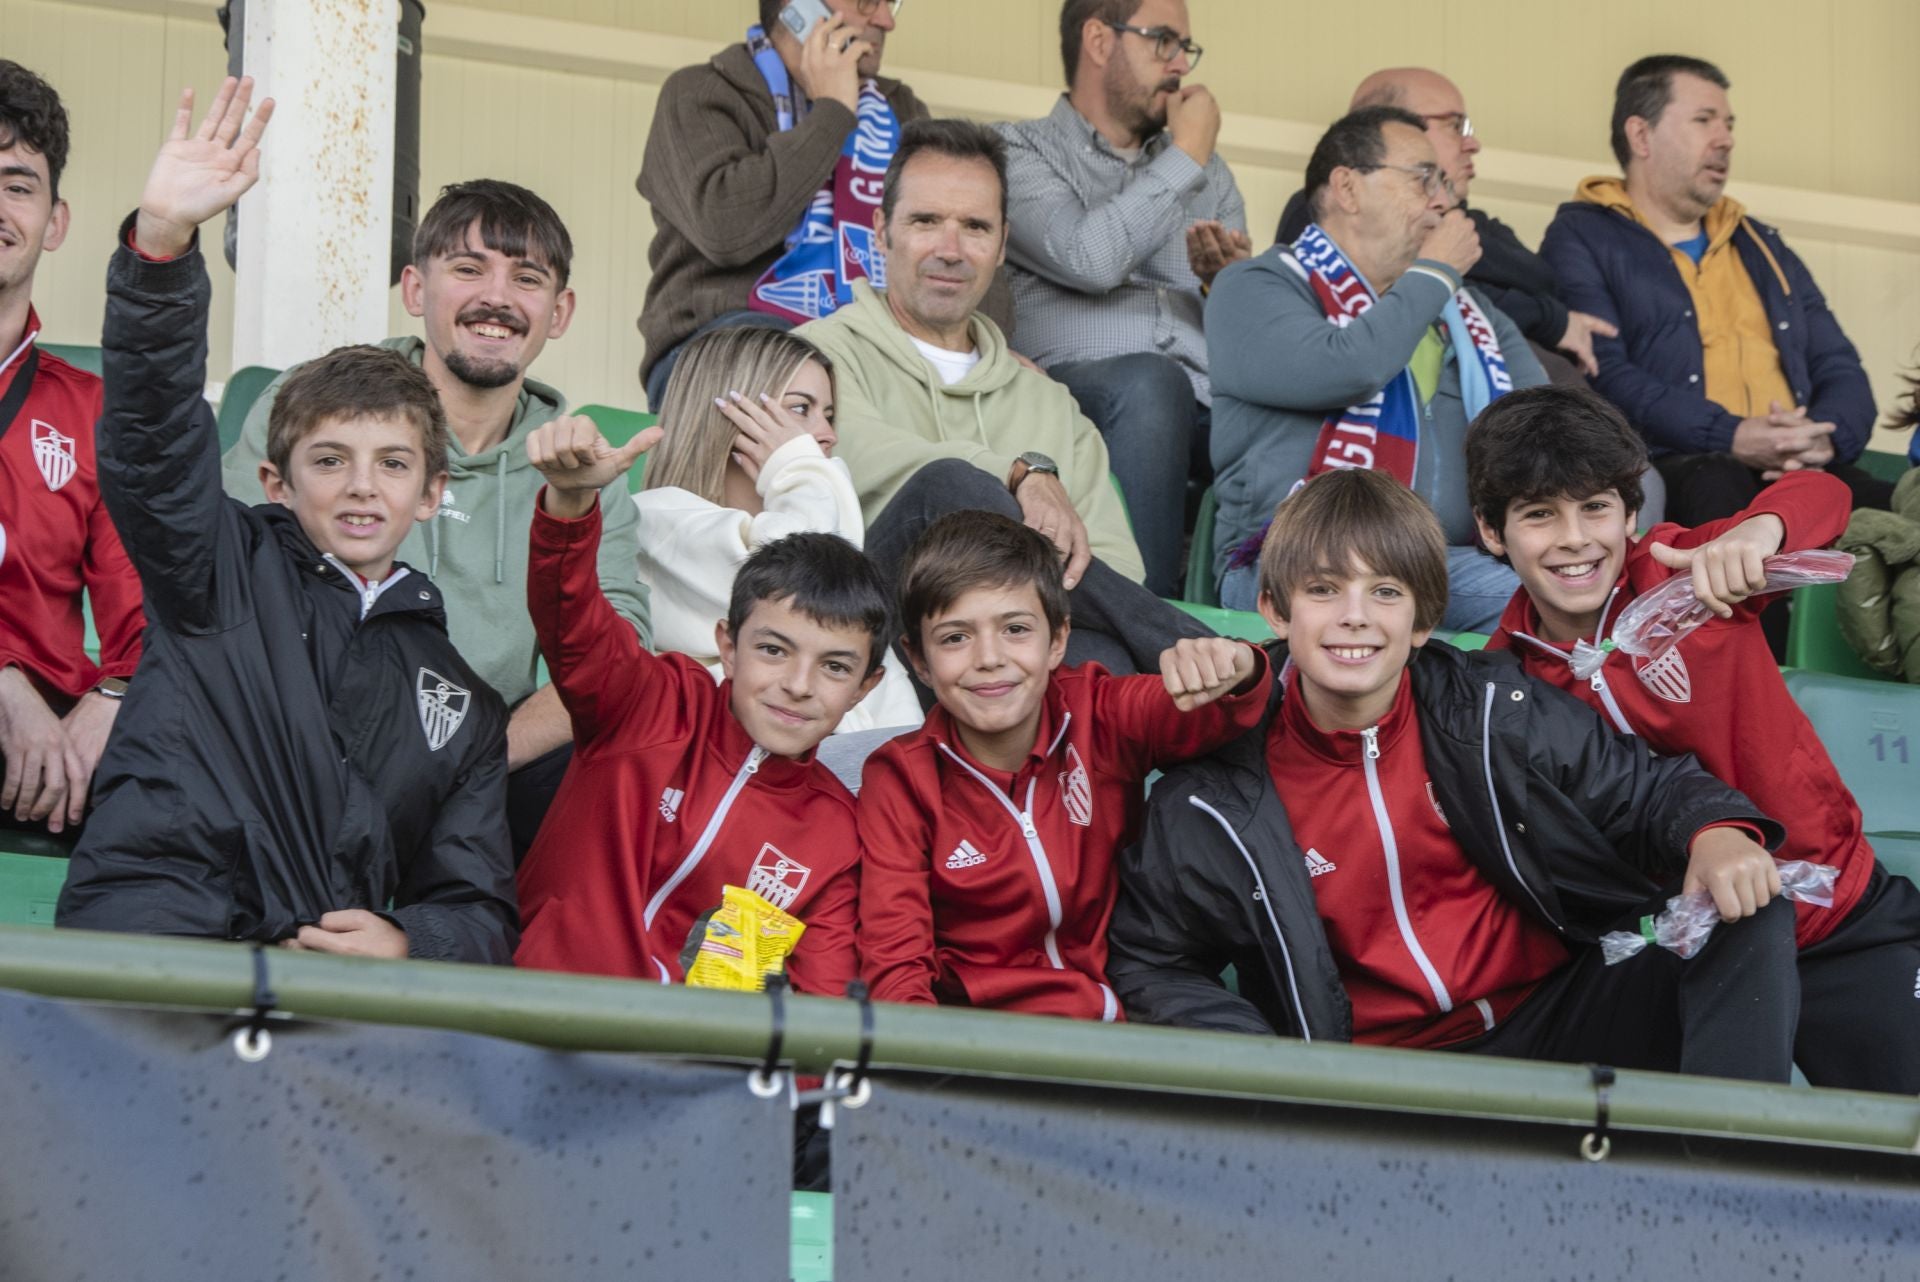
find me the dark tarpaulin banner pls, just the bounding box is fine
[0,988,789,1282]
[833,1072,1920,1282]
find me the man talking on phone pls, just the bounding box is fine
[635,0,1012,410]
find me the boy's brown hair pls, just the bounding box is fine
[898,510,1070,646]
[1258,470,1449,633]
[266,345,449,486]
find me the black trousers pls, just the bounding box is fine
[862,458,1211,702]
[505,741,572,866]
[1654,452,1893,527]
[1456,896,1800,1083]
[1795,863,1920,1093]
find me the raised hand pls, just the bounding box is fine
[791,13,870,113]
[716,390,819,481]
[1646,513,1785,619]
[528,414,663,519]
[1167,84,1221,165]
[1417,208,1481,278]
[134,77,275,259]
[1160,637,1258,711]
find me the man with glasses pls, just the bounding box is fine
[635,0,1010,410]
[1276,68,1617,383]
[996,0,1246,598]
[1206,107,1545,629]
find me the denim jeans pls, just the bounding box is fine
[1219,544,1518,635]
[1049,353,1205,599]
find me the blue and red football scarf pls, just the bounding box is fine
[744,25,900,324]
[1225,226,1513,569]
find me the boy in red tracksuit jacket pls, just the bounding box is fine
[513,417,890,995]
[858,510,1272,1019]
[1107,468,1800,1082]
[1469,384,1920,1092]
[0,61,144,836]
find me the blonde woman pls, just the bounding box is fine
[637,326,923,734]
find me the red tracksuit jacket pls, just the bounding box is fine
[514,498,858,996]
[0,315,143,701]
[1487,470,1868,946]
[1267,668,1568,1047]
[857,651,1272,1019]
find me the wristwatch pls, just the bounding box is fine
[1007,451,1059,495]
[93,677,130,700]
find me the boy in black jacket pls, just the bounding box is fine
[57,79,517,963]
[1108,469,1801,1080]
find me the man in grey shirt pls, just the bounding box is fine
[997,0,1247,598]
[1207,106,1545,631]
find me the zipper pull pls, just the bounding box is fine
[746,747,766,774]
[1020,812,1038,840]
[1589,671,1607,693]
[1361,726,1381,760]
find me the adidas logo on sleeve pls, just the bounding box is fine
[659,787,684,823]
[1303,848,1338,878]
[946,840,986,870]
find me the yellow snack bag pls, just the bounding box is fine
[683,885,807,992]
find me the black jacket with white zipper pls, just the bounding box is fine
[56,221,517,963]
[1106,640,1779,1040]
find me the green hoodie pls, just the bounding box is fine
[799,281,1146,584]
[220,336,651,708]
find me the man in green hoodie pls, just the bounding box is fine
[223,180,649,854]
[805,118,1208,678]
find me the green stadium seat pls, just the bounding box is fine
[39,342,102,376]
[1869,835,1920,884]
[1445,632,1490,651]
[575,404,658,492]
[0,841,70,928]
[217,365,282,454]
[1183,485,1219,606]
[1859,449,1909,486]
[790,1191,832,1282]
[1783,670,1920,837]
[1784,583,1889,683]
[1168,600,1272,642]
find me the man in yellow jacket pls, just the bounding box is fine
[803,118,1206,678]
[1540,55,1882,530]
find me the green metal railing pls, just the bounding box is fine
[4,925,1917,1157]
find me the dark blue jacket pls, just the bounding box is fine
[1540,199,1875,462]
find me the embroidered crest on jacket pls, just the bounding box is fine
[747,843,811,910]
[31,420,75,492]
[416,668,471,751]
[1059,743,1092,827]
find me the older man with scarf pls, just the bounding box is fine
[1206,106,1546,630]
[636,0,1011,410]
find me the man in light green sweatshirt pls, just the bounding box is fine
[223,180,649,854]
[804,119,1209,678]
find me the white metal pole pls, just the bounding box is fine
[233,0,399,373]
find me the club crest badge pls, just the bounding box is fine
[416,668,470,751]
[31,420,75,492]
[1633,647,1692,705]
[1059,744,1092,827]
[747,843,811,910]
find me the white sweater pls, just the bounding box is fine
[633,435,924,734]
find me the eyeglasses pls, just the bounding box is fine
[851,0,904,15]
[1416,112,1474,140]
[1105,22,1204,70]
[1352,161,1454,200]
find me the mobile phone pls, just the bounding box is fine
[777,0,835,40]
